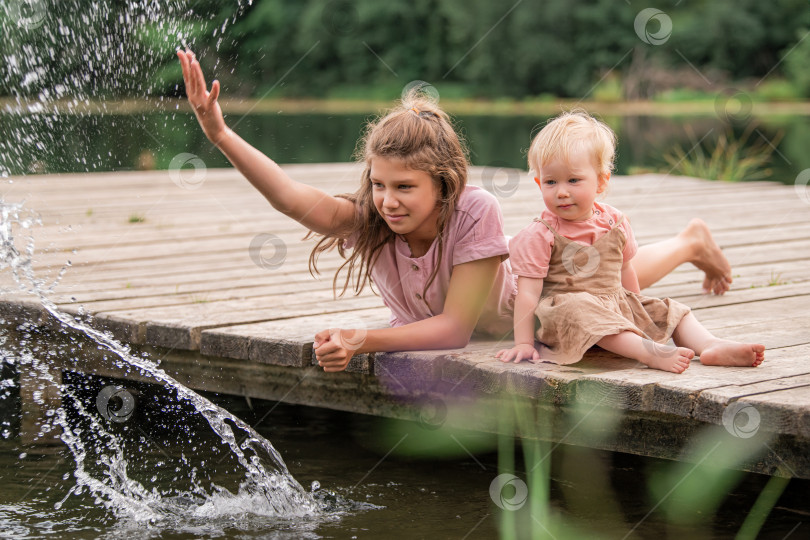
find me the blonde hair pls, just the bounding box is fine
[528,110,616,180]
[308,91,469,299]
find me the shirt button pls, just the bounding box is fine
[411,264,419,271]
[415,293,422,300]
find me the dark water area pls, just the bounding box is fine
[2,110,808,185]
[0,362,808,539]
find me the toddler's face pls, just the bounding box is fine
[535,153,606,222]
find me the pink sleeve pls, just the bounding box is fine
[452,189,509,265]
[620,218,638,263]
[508,222,553,278]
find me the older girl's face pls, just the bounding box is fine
[370,157,441,244]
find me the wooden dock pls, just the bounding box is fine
[2,164,810,477]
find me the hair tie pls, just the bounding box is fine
[411,107,420,114]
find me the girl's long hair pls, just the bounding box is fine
[307,90,469,300]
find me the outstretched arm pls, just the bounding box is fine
[177,49,356,236]
[314,256,502,371]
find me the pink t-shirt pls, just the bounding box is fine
[509,202,637,279]
[345,185,517,337]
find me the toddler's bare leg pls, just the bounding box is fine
[597,331,693,373]
[672,313,764,367]
[634,218,732,294]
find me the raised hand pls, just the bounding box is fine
[177,48,227,143]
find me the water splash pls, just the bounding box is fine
[0,0,253,176]
[0,199,365,529]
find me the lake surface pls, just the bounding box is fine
[1,110,808,185]
[1,367,808,539]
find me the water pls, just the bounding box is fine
[2,379,809,538]
[0,201,370,534]
[2,109,809,183]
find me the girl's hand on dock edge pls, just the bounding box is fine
[177,48,227,144]
[495,343,540,363]
[313,328,358,372]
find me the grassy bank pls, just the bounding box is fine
[2,97,809,117]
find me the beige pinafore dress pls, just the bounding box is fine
[533,218,691,365]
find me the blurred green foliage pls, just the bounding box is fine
[2,0,810,100]
[783,29,810,97]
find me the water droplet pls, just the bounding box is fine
[311,480,321,492]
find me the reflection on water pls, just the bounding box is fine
[2,381,809,538]
[1,111,808,184]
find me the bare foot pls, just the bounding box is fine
[700,340,765,367]
[680,218,733,295]
[639,344,694,373]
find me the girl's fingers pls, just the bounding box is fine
[192,58,208,100]
[315,344,337,357]
[178,51,193,94]
[323,364,347,373]
[208,80,220,105]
